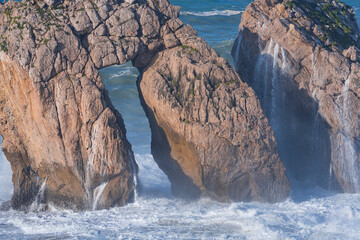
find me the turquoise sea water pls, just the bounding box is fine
[1,0,360,239]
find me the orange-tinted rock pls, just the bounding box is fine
[0,0,290,211]
[139,37,290,202]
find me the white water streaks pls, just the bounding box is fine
[281,48,287,72]
[256,39,286,124]
[233,31,243,70]
[263,39,274,109]
[342,75,351,130]
[334,73,360,192]
[129,150,138,202]
[181,10,243,17]
[92,181,108,211]
[334,133,360,192]
[270,43,280,128]
[310,111,329,186]
[280,47,288,104]
[29,179,47,212]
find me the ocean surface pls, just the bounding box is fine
[1,0,360,239]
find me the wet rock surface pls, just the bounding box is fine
[233,0,360,192]
[0,0,289,210]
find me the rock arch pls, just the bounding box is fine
[0,0,289,211]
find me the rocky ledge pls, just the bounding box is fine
[0,0,289,211]
[233,0,360,192]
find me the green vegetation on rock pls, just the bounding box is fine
[0,36,7,53]
[283,0,358,50]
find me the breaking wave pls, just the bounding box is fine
[181,10,243,17]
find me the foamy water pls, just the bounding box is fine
[1,185,360,239]
[1,62,359,240]
[181,10,243,16]
[1,0,360,238]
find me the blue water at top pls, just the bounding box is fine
[0,1,360,239]
[172,0,251,64]
[171,0,360,64]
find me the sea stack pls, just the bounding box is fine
[233,0,360,192]
[0,0,290,211]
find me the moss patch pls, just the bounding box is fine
[283,0,357,49]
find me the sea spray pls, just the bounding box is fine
[86,124,99,208]
[233,31,243,70]
[334,73,360,192]
[280,47,287,103]
[85,156,93,208]
[263,39,274,110]
[270,42,280,129]
[29,179,47,212]
[281,48,287,72]
[252,21,265,93]
[129,150,138,202]
[92,181,108,211]
[310,112,328,185]
[253,34,264,92]
[334,133,360,192]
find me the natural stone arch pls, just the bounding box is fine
[0,0,289,211]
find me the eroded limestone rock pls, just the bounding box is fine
[233,0,360,192]
[0,0,290,210]
[139,30,290,202]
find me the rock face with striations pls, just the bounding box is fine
[233,0,360,192]
[139,32,290,202]
[0,0,290,211]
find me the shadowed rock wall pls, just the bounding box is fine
[234,0,360,192]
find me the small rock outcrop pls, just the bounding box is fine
[233,0,360,192]
[0,0,290,211]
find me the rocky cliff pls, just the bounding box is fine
[139,31,290,202]
[0,0,290,211]
[233,0,360,192]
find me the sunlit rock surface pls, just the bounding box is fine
[0,0,289,210]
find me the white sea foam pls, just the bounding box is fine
[29,180,47,212]
[181,10,243,17]
[109,70,138,79]
[1,189,360,239]
[1,19,360,236]
[92,181,108,211]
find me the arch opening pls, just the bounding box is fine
[0,135,13,206]
[99,62,171,198]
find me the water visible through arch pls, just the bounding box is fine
[0,135,13,204]
[99,62,171,198]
